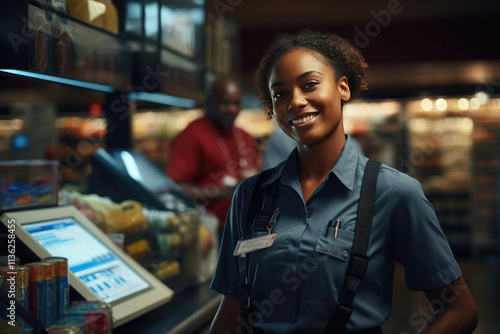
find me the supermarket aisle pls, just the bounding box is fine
[194,258,500,334]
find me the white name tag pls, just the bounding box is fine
[233,233,276,255]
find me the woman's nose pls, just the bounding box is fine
[288,90,307,111]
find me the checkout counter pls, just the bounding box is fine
[86,148,222,333]
[115,280,220,334]
[0,152,222,333]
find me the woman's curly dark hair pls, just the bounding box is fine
[254,30,369,118]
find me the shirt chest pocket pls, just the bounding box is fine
[315,227,354,262]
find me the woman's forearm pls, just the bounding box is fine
[210,296,243,334]
[420,276,478,334]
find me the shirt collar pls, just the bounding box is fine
[331,134,359,191]
[260,135,360,191]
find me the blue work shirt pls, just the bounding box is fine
[211,135,462,333]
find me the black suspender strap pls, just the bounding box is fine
[324,160,381,334]
[238,168,276,311]
[237,160,380,333]
[241,168,276,240]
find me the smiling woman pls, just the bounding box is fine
[268,49,348,149]
[255,30,368,119]
[209,30,478,334]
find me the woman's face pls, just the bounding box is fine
[268,48,350,146]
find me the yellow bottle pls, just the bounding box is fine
[96,0,119,34]
[106,200,147,234]
[65,0,118,34]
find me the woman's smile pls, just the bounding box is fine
[289,112,319,126]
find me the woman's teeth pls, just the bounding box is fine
[292,114,317,125]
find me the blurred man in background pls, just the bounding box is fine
[166,78,259,237]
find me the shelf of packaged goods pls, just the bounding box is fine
[1,1,131,92]
[470,124,500,257]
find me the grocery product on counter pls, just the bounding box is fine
[0,256,20,267]
[46,323,83,333]
[0,160,59,211]
[65,300,112,334]
[1,178,56,209]
[151,260,181,281]
[61,191,147,234]
[59,189,218,291]
[25,262,56,327]
[0,265,30,330]
[142,208,180,230]
[0,266,29,311]
[125,239,152,260]
[157,232,181,258]
[0,319,23,334]
[196,211,219,283]
[43,257,70,321]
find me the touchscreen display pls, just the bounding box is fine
[24,217,150,303]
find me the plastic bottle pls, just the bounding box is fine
[106,200,147,234]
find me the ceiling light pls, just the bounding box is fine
[420,98,433,111]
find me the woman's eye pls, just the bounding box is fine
[304,81,318,89]
[273,92,286,99]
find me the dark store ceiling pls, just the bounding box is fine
[222,0,500,28]
[221,0,500,97]
[1,0,499,114]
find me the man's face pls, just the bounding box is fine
[207,81,242,129]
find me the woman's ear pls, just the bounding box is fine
[338,76,351,101]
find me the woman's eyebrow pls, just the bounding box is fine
[296,70,323,81]
[271,70,323,88]
[270,81,285,88]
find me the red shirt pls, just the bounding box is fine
[166,116,259,227]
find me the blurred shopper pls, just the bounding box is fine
[210,31,477,333]
[166,77,259,238]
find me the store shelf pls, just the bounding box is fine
[406,102,475,253]
[1,4,225,331]
[470,115,500,257]
[1,1,132,92]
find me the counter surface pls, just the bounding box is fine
[114,281,221,334]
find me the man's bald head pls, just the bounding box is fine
[206,78,242,129]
